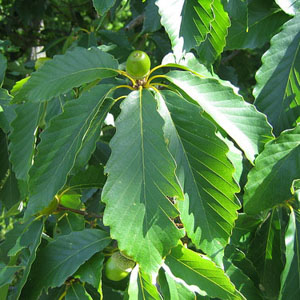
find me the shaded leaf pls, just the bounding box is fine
[0,219,35,264]
[157,90,240,263]
[225,0,290,50]
[102,89,184,274]
[9,102,43,181]
[14,47,118,103]
[0,88,15,133]
[0,171,20,211]
[253,14,300,135]
[165,70,273,163]
[92,0,116,16]
[279,209,300,299]
[0,264,23,288]
[143,0,161,33]
[164,243,244,299]
[71,98,114,173]
[223,259,263,300]
[156,0,213,59]
[25,84,113,218]
[244,125,300,214]
[53,213,85,238]
[75,252,105,294]
[8,218,44,300]
[0,130,9,183]
[0,53,6,86]
[247,209,284,299]
[65,282,92,300]
[22,229,110,299]
[69,165,106,191]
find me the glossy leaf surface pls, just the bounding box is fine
[165,70,273,162]
[102,89,184,274]
[157,90,240,262]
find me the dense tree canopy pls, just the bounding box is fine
[0,0,300,299]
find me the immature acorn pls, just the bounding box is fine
[104,251,135,281]
[126,50,151,80]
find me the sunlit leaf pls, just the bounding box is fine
[279,209,300,299]
[125,265,162,300]
[102,89,184,274]
[156,0,213,59]
[165,70,273,163]
[157,90,240,263]
[164,243,244,299]
[197,0,230,65]
[14,47,118,103]
[25,84,113,217]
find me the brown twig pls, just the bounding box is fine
[125,14,145,31]
[57,204,103,219]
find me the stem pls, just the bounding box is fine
[147,74,168,86]
[58,290,67,300]
[116,70,136,86]
[149,83,170,89]
[115,95,128,102]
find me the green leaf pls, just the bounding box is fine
[244,125,300,214]
[75,252,105,294]
[68,165,106,191]
[247,209,284,299]
[0,264,23,288]
[0,171,20,211]
[253,15,300,135]
[197,0,230,65]
[0,88,15,133]
[65,282,92,300]
[0,130,9,183]
[22,229,110,299]
[9,102,43,181]
[164,243,244,300]
[126,265,162,300]
[71,98,114,173]
[165,70,273,163]
[0,53,6,86]
[25,84,113,218]
[223,259,263,300]
[102,89,184,274]
[156,0,213,58]
[275,0,300,15]
[9,218,44,300]
[279,209,300,299]
[0,219,35,264]
[225,0,290,50]
[158,268,195,300]
[143,0,161,33]
[53,213,85,238]
[157,90,240,263]
[11,77,30,96]
[92,0,116,16]
[14,47,118,103]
